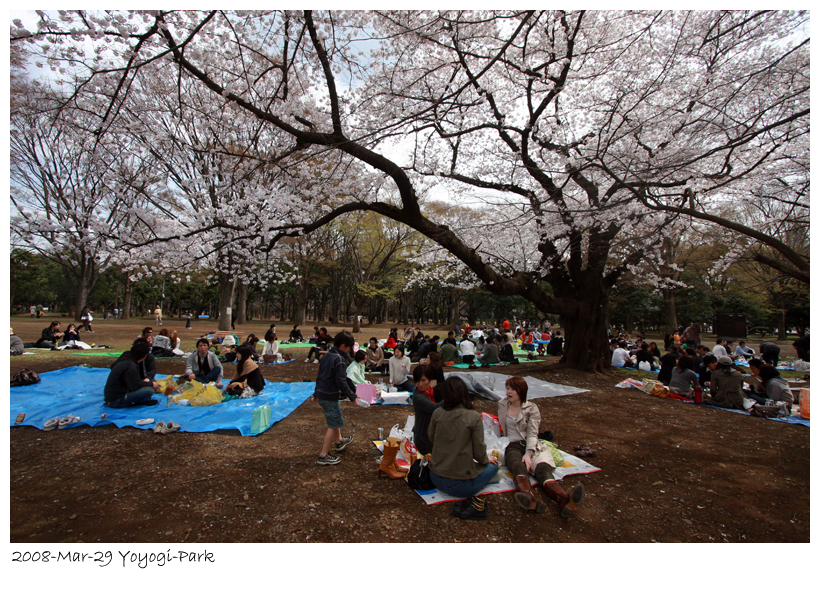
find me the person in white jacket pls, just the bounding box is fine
[388,347,413,392]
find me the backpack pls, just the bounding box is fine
[407,458,435,491]
[11,368,41,387]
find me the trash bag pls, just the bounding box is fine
[189,384,224,407]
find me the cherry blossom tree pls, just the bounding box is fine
[13,10,809,370]
[10,85,156,320]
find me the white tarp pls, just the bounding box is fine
[445,371,588,400]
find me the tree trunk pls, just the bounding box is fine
[352,292,366,333]
[236,280,248,325]
[293,286,307,325]
[662,290,677,335]
[777,308,787,341]
[216,272,236,331]
[73,280,91,322]
[556,286,610,372]
[122,278,133,320]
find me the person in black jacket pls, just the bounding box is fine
[499,338,516,363]
[546,331,563,356]
[313,331,358,466]
[758,341,781,365]
[658,344,681,385]
[411,364,440,456]
[224,345,265,396]
[792,335,810,362]
[104,340,161,407]
[36,321,63,349]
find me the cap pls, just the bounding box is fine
[717,356,733,367]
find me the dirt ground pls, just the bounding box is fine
[9,317,810,543]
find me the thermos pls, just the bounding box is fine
[694,386,703,404]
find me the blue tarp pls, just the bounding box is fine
[9,366,315,436]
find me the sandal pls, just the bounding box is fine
[44,417,60,431]
[135,418,155,425]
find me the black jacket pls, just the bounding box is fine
[313,347,356,401]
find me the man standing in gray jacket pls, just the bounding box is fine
[185,338,224,388]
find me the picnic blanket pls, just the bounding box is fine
[411,452,601,505]
[278,341,313,349]
[446,372,588,401]
[622,380,810,427]
[623,365,661,374]
[451,356,546,369]
[9,366,315,436]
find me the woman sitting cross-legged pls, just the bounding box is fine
[223,345,265,397]
[500,376,585,518]
[668,354,700,398]
[305,327,332,363]
[151,328,176,357]
[388,347,414,392]
[744,364,794,417]
[428,377,499,520]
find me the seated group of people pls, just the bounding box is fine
[103,329,267,408]
[408,370,585,521]
[652,341,793,415]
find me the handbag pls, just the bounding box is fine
[407,458,435,491]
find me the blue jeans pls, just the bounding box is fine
[106,386,157,408]
[394,380,415,392]
[194,366,221,384]
[430,463,498,499]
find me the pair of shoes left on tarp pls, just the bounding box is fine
[44,415,81,431]
[153,421,180,434]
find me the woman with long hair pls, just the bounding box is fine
[428,377,498,520]
[500,376,585,517]
[151,328,175,357]
[224,345,265,396]
[169,329,185,356]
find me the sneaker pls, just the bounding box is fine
[304,358,310,363]
[313,359,319,364]
[334,435,354,452]
[317,453,342,466]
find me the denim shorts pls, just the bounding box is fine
[317,398,344,429]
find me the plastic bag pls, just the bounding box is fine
[388,423,402,440]
[250,405,271,435]
[638,361,652,372]
[399,437,417,464]
[615,378,644,389]
[155,375,177,392]
[403,415,415,436]
[481,412,501,437]
[189,384,224,406]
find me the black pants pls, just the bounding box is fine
[505,440,554,484]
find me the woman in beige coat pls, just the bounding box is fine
[499,376,585,517]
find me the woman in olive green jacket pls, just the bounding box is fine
[428,377,499,520]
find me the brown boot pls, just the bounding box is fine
[513,475,546,513]
[378,437,406,479]
[543,479,585,518]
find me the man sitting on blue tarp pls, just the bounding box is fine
[185,338,224,387]
[104,339,162,408]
